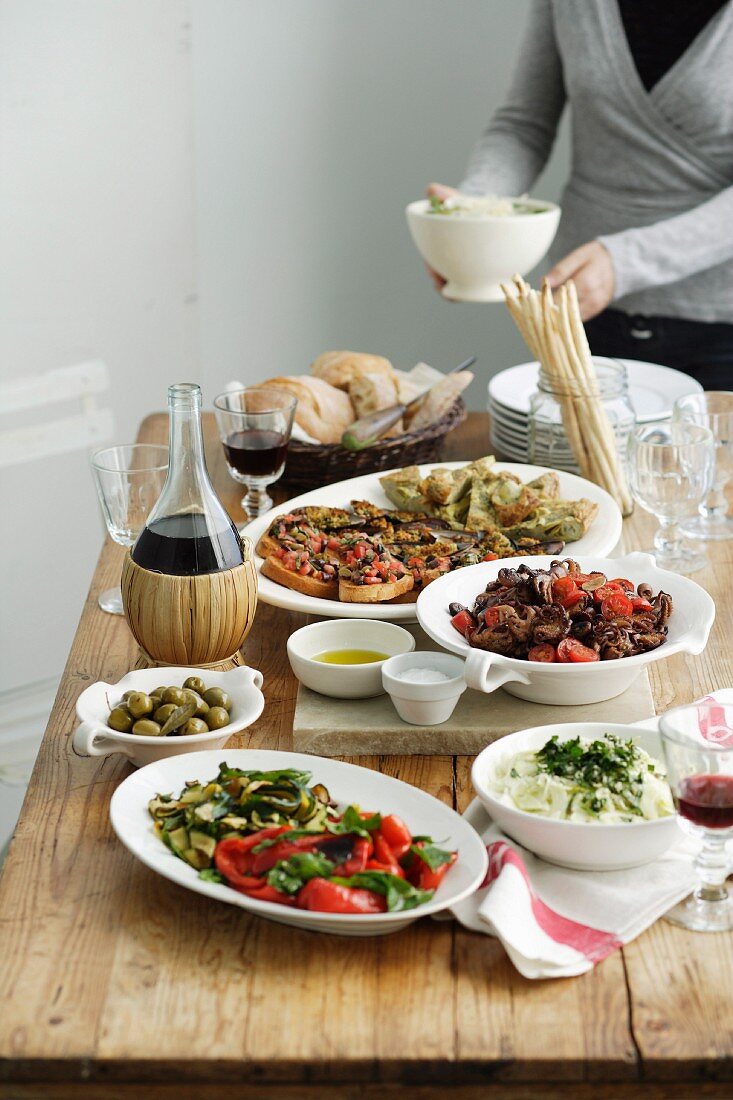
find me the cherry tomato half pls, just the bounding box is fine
[608,577,634,592]
[631,596,653,612]
[592,582,625,603]
[528,643,557,663]
[482,607,504,628]
[551,576,580,608]
[557,638,600,663]
[451,610,475,638]
[601,592,634,620]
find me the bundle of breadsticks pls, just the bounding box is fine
[501,275,633,516]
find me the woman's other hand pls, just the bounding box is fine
[546,241,615,320]
[424,183,458,292]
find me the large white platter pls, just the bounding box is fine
[488,359,702,423]
[110,748,489,936]
[242,461,623,621]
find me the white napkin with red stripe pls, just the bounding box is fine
[447,694,733,980]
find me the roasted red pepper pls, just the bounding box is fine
[378,815,412,860]
[406,844,458,891]
[214,829,291,888]
[296,878,387,914]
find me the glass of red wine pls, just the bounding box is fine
[659,700,733,933]
[213,387,297,518]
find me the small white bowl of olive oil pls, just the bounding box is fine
[286,619,416,698]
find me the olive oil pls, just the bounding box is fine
[313,649,389,665]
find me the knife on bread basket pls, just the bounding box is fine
[341,356,476,451]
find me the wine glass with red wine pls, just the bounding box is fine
[659,700,733,932]
[213,387,297,518]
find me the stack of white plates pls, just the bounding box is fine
[488,358,703,467]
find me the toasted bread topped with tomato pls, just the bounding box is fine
[260,544,339,600]
[337,538,414,604]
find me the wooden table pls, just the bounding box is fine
[1,413,731,1100]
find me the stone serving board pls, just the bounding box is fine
[292,625,656,756]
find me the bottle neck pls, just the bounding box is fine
[165,383,213,510]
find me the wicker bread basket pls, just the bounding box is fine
[281,398,467,490]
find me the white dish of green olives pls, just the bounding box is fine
[73,665,265,768]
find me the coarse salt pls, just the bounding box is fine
[395,667,451,684]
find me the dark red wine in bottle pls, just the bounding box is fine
[677,774,733,829]
[132,512,244,575]
[223,429,289,477]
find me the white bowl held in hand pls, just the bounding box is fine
[406,197,560,303]
[471,721,682,870]
[416,553,715,706]
[73,665,265,767]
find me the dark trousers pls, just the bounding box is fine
[584,309,733,391]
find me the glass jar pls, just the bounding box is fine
[131,382,245,575]
[528,358,636,474]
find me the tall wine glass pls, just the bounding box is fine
[90,444,169,614]
[659,700,733,933]
[627,421,714,574]
[674,392,733,541]
[213,387,296,518]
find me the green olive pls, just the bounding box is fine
[206,706,230,731]
[108,707,133,732]
[149,693,163,708]
[183,676,206,695]
[162,687,187,706]
[154,703,178,724]
[202,688,232,711]
[179,718,209,736]
[121,690,136,702]
[182,689,209,718]
[152,686,169,700]
[132,719,163,737]
[127,692,154,719]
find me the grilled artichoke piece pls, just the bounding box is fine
[379,466,432,513]
[527,471,561,500]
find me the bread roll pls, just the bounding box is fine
[407,371,473,431]
[255,376,353,444]
[348,371,402,435]
[311,350,395,391]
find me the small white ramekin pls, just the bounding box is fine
[287,619,415,699]
[382,652,467,725]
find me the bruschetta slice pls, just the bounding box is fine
[337,539,414,604]
[260,547,339,600]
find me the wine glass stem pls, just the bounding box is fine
[694,832,730,903]
[654,517,681,560]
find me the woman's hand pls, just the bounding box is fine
[546,241,615,320]
[424,183,458,292]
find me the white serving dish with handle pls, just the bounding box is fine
[416,552,715,706]
[406,197,560,302]
[109,748,489,936]
[73,665,265,767]
[471,721,682,870]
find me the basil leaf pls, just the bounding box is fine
[267,851,334,896]
[327,805,381,839]
[198,868,225,884]
[410,842,453,871]
[331,871,433,912]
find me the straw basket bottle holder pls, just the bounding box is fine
[122,383,258,667]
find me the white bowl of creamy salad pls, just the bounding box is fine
[471,722,681,870]
[406,194,560,303]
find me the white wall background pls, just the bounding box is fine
[190,0,569,399]
[0,0,197,694]
[1,0,570,697]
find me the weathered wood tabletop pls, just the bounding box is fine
[1,412,731,1100]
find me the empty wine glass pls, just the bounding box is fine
[90,444,169,614]
[659,700,733,932]
[213,387,297,518]
[627,421,714,574]
[674,392,733,541]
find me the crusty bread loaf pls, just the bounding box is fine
[255,376,353,444]
[407,370,473,431]
[347,371,402,435]
[311,350,395,391]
